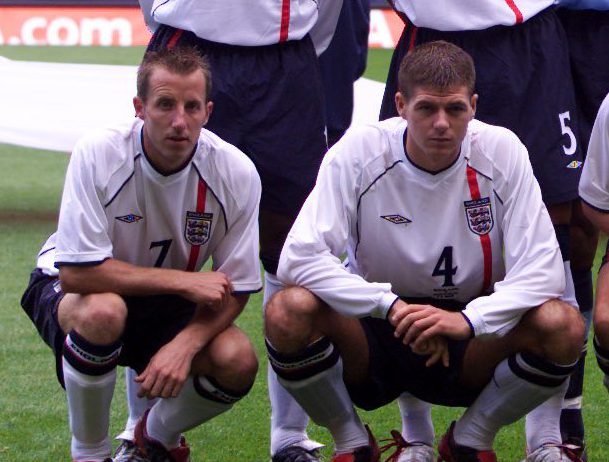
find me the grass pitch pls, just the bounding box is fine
[0,45,608,461]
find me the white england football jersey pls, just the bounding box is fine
[390,0,553,30]
[278,118,565,338]
[37,119,262,294]
[579,93,609,211]
[139,0,342,50]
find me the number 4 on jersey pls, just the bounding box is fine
[433,246,457,287]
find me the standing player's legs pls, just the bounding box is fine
[558,200,597,456]
[113,368,158,459]
[593,248,609,392]
[318,0,370,147]
[397,393,434,447]
[236,36,328,459]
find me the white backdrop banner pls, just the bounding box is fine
[0,56,385,153]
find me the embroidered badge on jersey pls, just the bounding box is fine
[566,160,582,169]
[185,211,213,246]
[115,214,143,224]
[381,214,412,225]
[464,198,493,235]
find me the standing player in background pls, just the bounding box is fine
[119,2,343,462]
[579,92,609,410]
[318,0,371,148]
[555,1,609,455]
[20,48,262,462]
[380,3,586,460]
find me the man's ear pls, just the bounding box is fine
[202,101,214,126]
[133,96,144,120]
[470,93,478,119]
[395,92,407,119]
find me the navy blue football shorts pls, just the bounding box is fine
[147,25,327,217]
[380,7,582,206]
[21,269,196,387]
[558,8,609,153]
[347,317,481,410]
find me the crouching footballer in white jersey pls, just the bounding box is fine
[20,48,262,462]
[264,41,585,462]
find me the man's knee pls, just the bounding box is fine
[59,292,127,343]
[593,303,609,347]
[265,286,322,349]
[204,328,258,390]
[525,299,585,363]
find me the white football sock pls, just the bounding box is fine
[146,375,236,450]
[454,354,574,450]
[525,380,568,450]
[116,367,158,441]
[398,393,434,446]
[270,337,368,454]
[63,358,115,461]
[268,363,321,454]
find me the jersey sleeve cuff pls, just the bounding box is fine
[376,292,400,319]
[232,286,263,295]
[579,195,609,214]
[460,312,475,338]
[461,306,485,337]
[55,257,109,268]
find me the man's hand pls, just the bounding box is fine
[180,271,233,309]
[411,335,450,367]
[135,336,196,399]
[388,300,471,350]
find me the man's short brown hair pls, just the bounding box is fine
[137,47,212,102]
[398,41,475,99]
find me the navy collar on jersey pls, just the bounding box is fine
[139,127,199,177]
[402,128,462,175]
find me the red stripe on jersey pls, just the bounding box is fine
[167,29,184,49]
[186,179,207,272]
[408,22,418,51]
[466,166,493,295]
[504,0,524,24]
[279,0,290,42]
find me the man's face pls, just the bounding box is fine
[396,85,477,171]
[134,66,212,173]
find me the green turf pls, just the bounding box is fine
[0,45,146,65]
[1,46,608,461]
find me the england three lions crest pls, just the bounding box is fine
[464,198,493,236]
[185,211,213,246]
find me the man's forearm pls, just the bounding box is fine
[171,294,249,354]
[59,258,189,297]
